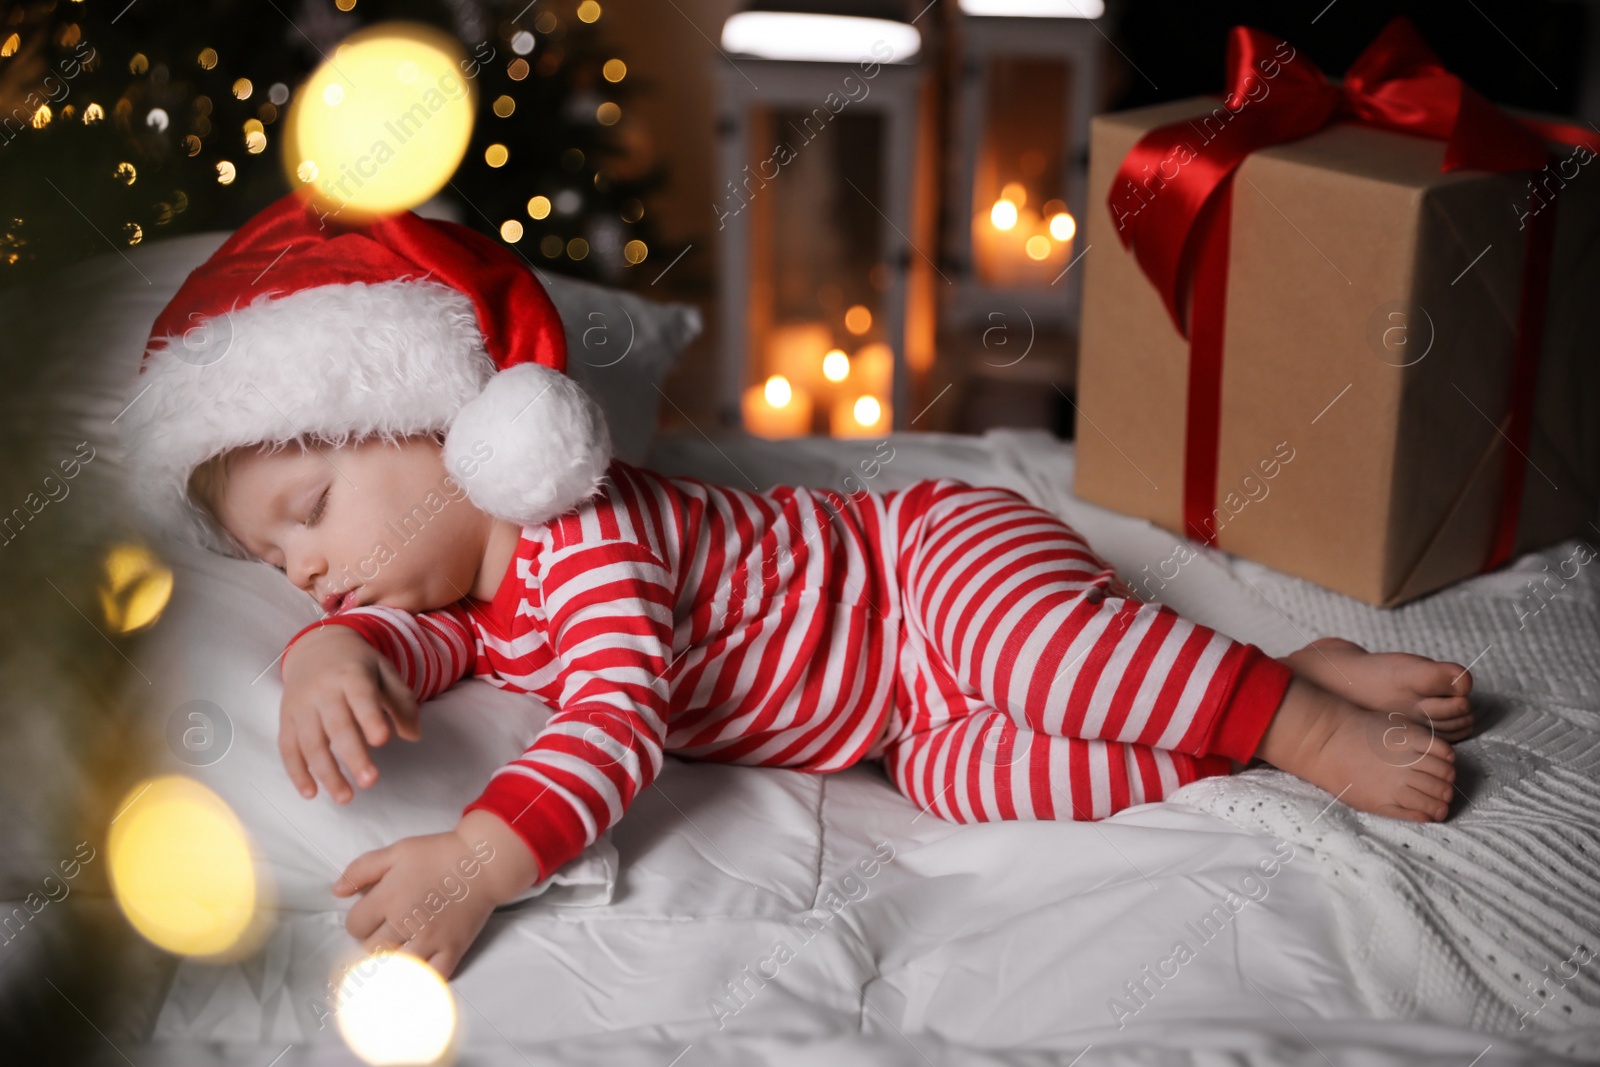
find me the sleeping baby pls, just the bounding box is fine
[123,193,1474,980]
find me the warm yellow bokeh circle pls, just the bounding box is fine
[99,542,173,634]
[108,775,261,958]
[284,22,476,220]
[336,951,458,1065]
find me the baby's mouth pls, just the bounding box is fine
[322,588,360,614]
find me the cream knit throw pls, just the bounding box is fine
[1170,540,1600,1060]
[979,429,1600,1058]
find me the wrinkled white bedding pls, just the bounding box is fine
[126,427,1596,1066]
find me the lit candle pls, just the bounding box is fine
[830,392,890,438]
[972,191,1074,286]
[743,374,814,438]
[767,321,834,396]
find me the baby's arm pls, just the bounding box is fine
[278,605,478,802]
[331,538,674,978]
[465,535,675,884]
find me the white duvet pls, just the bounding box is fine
[114,428,1598,1066]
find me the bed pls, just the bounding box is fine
[14,230,1599,1066]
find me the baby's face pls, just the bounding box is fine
[214,434,491,615]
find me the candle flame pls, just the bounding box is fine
[764,374,793,407]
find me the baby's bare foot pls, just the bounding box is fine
[1281,637,1476,742]
[1253,676,1458,822]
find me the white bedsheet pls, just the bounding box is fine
[127,428,1594,1066]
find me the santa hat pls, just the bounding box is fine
[120,190,612,557]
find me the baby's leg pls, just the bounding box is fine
[879,709,1232,824]
[899,482,1284,764]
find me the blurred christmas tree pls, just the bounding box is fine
[0,0,665,288]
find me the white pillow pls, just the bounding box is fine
[0,227,700,910]
[126,538,617,912]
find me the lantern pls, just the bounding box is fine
[942,0,1109,333]
[715,3,937,438]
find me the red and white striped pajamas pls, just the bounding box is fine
[283,458,1293,882]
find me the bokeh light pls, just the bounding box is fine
[99,542,172,634]
[764,374,793,407]
[854,395,882,427]
[284,23,475,221]
[822,348,849,382]
[108,775,268,959]
[335,951,458,1066]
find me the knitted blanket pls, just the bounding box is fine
[983,429,1600,1059]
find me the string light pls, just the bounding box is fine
[603,59,627,82]
[527,195,551,219]
[577,1,602,23]
[623,239,647,264]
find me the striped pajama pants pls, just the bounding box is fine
[865,477,1291,825]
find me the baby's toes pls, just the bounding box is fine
[1374,802,1432,823]
[1418,694,1471,725]
[1399,782,1450,821]
[1408,658,1471,700]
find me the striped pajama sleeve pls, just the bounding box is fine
[280,604,479,702]
[463,537,676,883]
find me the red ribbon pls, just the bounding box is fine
[1107,16,1600,574]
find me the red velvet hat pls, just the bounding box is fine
[120,191,613,555]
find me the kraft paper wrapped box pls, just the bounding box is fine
[1073,91,1600,608]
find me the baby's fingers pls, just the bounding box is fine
[346,685,392,749]
[376,660,422,741]
[324,700,380,790]
[279,724,318,799]
[298,717,354,803]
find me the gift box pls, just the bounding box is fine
[1073,18,1600,607]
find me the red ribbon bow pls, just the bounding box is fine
[1106,16,1599,575]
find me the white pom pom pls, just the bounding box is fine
[444,362,613,528]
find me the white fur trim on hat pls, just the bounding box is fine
[121,277,610,555]
[443,361,613,529]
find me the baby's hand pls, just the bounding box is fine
[334,811,540,979]
[279,625,421,803]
